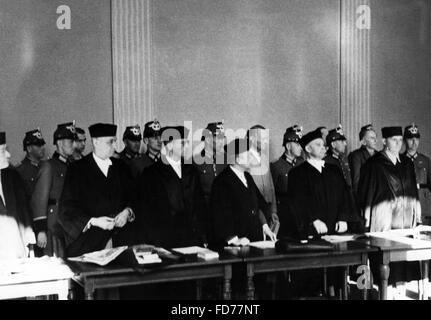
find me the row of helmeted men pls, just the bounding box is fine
[0,121,429,271]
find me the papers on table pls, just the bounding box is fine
[321,235,360,243]
[172,246,219,261]
[248,241,276,249]
[69,246,129,266]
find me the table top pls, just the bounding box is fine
[355,234,431,252]
[67,251,241,277]
[0,257,74,286]
[240,240,378,262]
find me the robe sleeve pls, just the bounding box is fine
[210,177,237,243]
[58,163,91,244]
[348,151,361,197]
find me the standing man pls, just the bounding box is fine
[348,124,377,198]
[270,125,304,238]
[211,137,276,247]
[324,125,352,188]
[130,120,162,178]
[404,124,431,224]
[247,125,279,231]
[31,122,77,257]
[0,132,36,259]
[193,121,228,244]
[288,129,358,238]
[358,126,420,232]
[71,127,87,161]
[16,128,46,197]
[136,126,206,248]
[117,125,142,168]
[59,123,135,257]
[358,127,421,293]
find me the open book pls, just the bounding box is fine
[69,245,163,266]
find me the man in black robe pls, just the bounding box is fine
[210,137,276,247]
[358,126,421,292]
[288,129,358,238]
[58,123,136,257]
[135,126,206,248]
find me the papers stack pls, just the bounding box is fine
[68,246,128,266]
[172,246,219,261]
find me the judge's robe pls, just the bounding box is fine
[287,161,359,239]
[0,167,35,259]
[358,152,420,231]
[58,154,135,257]
[210,166,268,247]
[358,152,421,284]
[135,158,206,249]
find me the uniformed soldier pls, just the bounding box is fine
[194,121,227,204]
[348,124,377,198]
[193,121,227,244]
[31,122,77,257]
[117,125,142,168]
[71,127,87,161]
[130,120,162,179]
[16,128,46,197]
[403,124,431,224]
[324,125,352,188]
[247,125,279,230]
[270,125,304,237]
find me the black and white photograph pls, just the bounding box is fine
[1,0,431,306]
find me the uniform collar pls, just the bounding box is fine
[24,156,40,167]
[282,153,296,165]
[147,151,160,162]
[53,152,69,164]
[406,152,418,161]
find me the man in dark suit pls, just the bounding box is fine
[348,124,377,199]
[0,132,36,259]
[31,122,77,257]
[59,123,136,257]
[210,137,276,247]
[136,126,206,248]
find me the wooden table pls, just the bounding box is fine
[355,234,431,300]
[0,258,73,300]
[240,241,376,300]
[67,253,240,300]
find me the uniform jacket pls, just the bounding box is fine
[16,157,41,197]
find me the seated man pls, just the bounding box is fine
[211,137,276,247]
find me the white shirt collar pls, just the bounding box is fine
[384,150,401,166]
[93,153,112,177]
[166,155,182,178]
[230,165,248,188]
[307,158,325,173]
